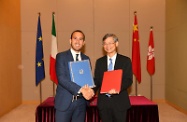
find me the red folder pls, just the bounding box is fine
[100,69,123,93]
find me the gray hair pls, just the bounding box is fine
[102,33,118,42]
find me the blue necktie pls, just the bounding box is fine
[106,58,113,97]
[108,58,113,71]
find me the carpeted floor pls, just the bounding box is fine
[0,102,187,122]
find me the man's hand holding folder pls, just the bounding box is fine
[107,89,119,94]
[100,69,123,94]
[68,60,95,100]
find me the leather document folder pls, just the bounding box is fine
[100,69,123,93]
[68,60,95,88]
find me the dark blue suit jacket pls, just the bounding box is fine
[54,49,90,111]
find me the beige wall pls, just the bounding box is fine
[1,0,186,116]
[0,0,21,116]
[166,0,187,111]
[21,0,165,102]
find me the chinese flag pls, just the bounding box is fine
[147,27,155,75]
[50,14,58,84]
[132,12,141,83]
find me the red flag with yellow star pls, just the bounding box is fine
[147,27,155,75]
[132,12,141,83]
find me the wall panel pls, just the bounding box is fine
[0,0,21,117]
[21,0,165,102]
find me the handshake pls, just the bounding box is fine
[79,84,95,100]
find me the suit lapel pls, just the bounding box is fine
[103,56,108,71]
[67,49,74,61]
[80,53,86,60]
[114,54,120,70]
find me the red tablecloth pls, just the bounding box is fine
[36,96,159,122]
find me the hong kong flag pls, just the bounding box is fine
[147,27,155,75]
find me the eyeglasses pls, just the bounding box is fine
[103,42,116,46]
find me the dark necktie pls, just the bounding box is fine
[76,54,79,61]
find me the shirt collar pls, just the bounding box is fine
[107,53,117,61]
[70,48,80,55]
[70,48,81,61]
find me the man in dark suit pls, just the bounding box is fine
[94,33,133,122]
[55,30,94,122]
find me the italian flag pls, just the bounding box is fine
[50,14,58,84]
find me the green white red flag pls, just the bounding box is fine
[50,14,58,84]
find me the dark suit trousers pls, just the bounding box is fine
[55,98,86,122]
[99,98,127,122]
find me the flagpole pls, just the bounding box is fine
[132,11,141,96]
[40,83,42,103]
[53,83,55,97]
[52,12,55,97]
[134,11,138,96]
[150,76,153,100]
[39,12,42,104]
[135,79,138,96]
[35,14,46,104]
[50,12,58,97]
[147,26,155,100]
